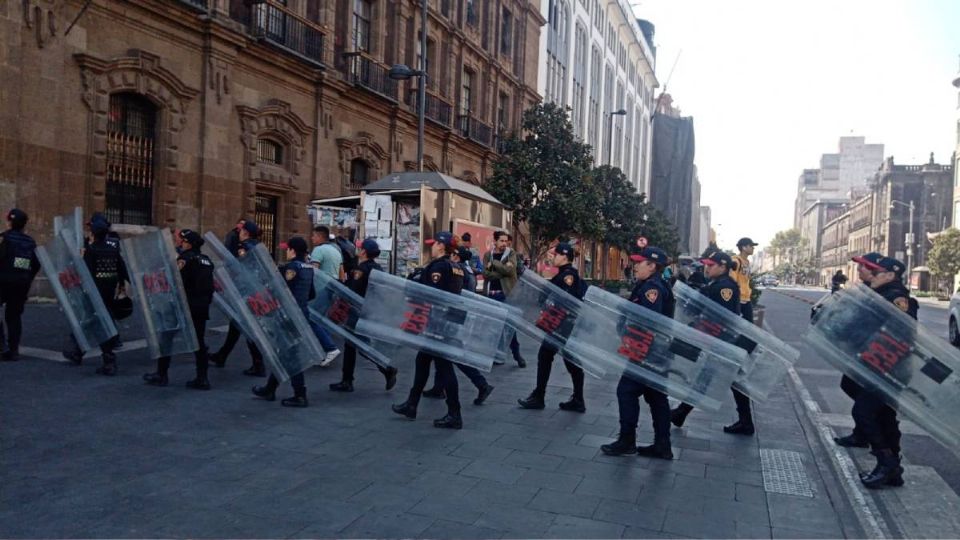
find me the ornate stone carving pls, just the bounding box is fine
[238,99,315,189]
[208,56,231,104]
[22,0,62,48]
[337,132,390,190]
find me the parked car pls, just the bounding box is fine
[760,275,780,287]
[948,290,960,346]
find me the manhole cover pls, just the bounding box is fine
[760,448,814,497]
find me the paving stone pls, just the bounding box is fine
[421,519,505,539]
[574,472,643,503]
[451,442,514,461]
[735,521,773,539]
[474,503,557,534]
[661,508,737,538]
[542,440,599,460]
[464,479,541,508]
[409,494,486,525]
[347,481,427,512]
[545,514,626,538]
[460,459,527,484]
[706,464,765,487]
[517,468,583,493]
[340,509,435,538]
[527,488,601,518]
[673,474,736,501]
[735,482,767,505]
[492,433,552,452]
[407,470,479,497]
[592,499,667,530]
[771,526,843,539]
[621,525,689,539]
[503,449,566,471]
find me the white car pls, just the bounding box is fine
[949,290,960,346]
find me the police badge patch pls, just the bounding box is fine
[720,288,734,302]
[177,259,186,270]
[285,269,297,281]
[564,275,575,287]
[645,289,659,304]
[352,270,363,280]
[894,297,910,312]
[431,272,442,283]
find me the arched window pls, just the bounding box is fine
[257,139,284,166]
[105,93,157,225]
[350,158,370,186]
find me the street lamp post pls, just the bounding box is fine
[388,0,428,172]
[606,109,627,166]
[890,199,915,282]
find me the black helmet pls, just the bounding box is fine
[111,294,134,320]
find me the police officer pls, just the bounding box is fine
[392,231,466,429]
[143,229,215,389]
[329,238,399,392]
[518,242,588,413]
[851,255,914,488]
[0,209,41,361]
[251,236,314,407]
[832,252,883,448]
[670,251,754,435]
[602,247,676,459]
[63,215,127,375]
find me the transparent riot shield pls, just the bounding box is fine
[36,230,117,353]
[212,269,257,340]
[308,271,392,369]
[121,230,198,359]
[462,290,523,363]
[203,232,323,382]
[565,287,745,410]
[806,284,960,452]
[354,270,511,371]
[53,207,84,254]
[504,271,603,376]
[672,282,799,401]
[810,291,837,323]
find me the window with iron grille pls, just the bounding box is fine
[257,139,284,166]
[105,93,156,226]
[350,159,370,186]
[353,0,372,51]
[255,193,279,257]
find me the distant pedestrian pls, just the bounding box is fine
[732,237,758,323]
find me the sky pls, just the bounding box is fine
[632,0,960,252]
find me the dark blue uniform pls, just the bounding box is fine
[521,263,588,411]
[66,236,127,373]
[335,259,398,388]
[611,274,675,455]
[397,255,466,425]
[0,229,40,359]
[259,257,314,397]
[213,238,263,372]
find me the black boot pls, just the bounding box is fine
[433,413,463,429]
[515,355,527,368]
[329,381,354,392]
[474,384,494,405]
[422,386,445,399]
[143,372,168,386]
[243,364,266,377]
[671,404,693,427]
[723,421,755,436]
[62,350,83,365]
[636,441,674,460]
[209,351,226,368]
[861,450,903,489]
[384,367,398,390]
[251,385,276,401]
[601,434,637,456]
[391,401,417,419]
[558,396,586,413]
[96,353,117,376]
[834,432,869,448]
[282,388,309,408]
[518,391,545,410]
[185,377,211,390]
[1,349,18,361]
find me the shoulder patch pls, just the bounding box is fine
[285,269,297,281]
[430,272,442,283]
[720,288,734,302]
[564,274,575,287]
[894,297,909,312]
[177,259,186,270]
[452,267,464,276]
[645,289,659,304]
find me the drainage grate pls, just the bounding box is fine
[760,448,814,497]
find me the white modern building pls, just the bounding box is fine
[536,0,658,193]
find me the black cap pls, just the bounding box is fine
[7,208,28,229]
[457,246,473,262]
[242,220,260,237]
[851,252,884,270]
[554,242,575,260]
[178,229,203,248]
[359,238,381,258]
[89,215,111,234]
[425,231,458,249]
[701,251,734,268]
[875,256,906,276]
[630,247,668,264]
[282,236,308,255]
[461,232,472,242]
[736,237,759,248]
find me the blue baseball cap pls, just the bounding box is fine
[875,256,906,276]
[701,251,733,268]
[360,238,381,257]
[554,242,575,260]
[630,247,668,264]
[425,231,458,249]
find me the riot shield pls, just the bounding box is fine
[504,271,602,376]
[53,207,84,254]
[354,270,511,371]
[203,232,323,382]
[308,271,393,369]
[462,290,522,363]
[36,230,117,353]
[565,287,745,410]
[212,269,257,340]
[806,284,960,452]
[810,291,837,322]
[121,230,198,359]
[672,282,799,401]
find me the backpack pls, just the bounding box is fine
[335,237,359,274]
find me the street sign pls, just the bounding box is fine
[636,236,648,248]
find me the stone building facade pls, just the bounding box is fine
[1,0,544,254]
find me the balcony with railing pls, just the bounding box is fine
[346,55,398,101]
[406,89,454,128]
[232,1,326,68]
[457,113,494,148]
[176,0,208,11]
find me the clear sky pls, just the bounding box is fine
[633,0,960,252]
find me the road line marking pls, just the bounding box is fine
[20,339,149,362]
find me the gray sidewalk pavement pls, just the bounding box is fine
[1,303,856,539]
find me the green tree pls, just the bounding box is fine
[768,228,807,266]
[486,102,601,258]
[928,228,960,293]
